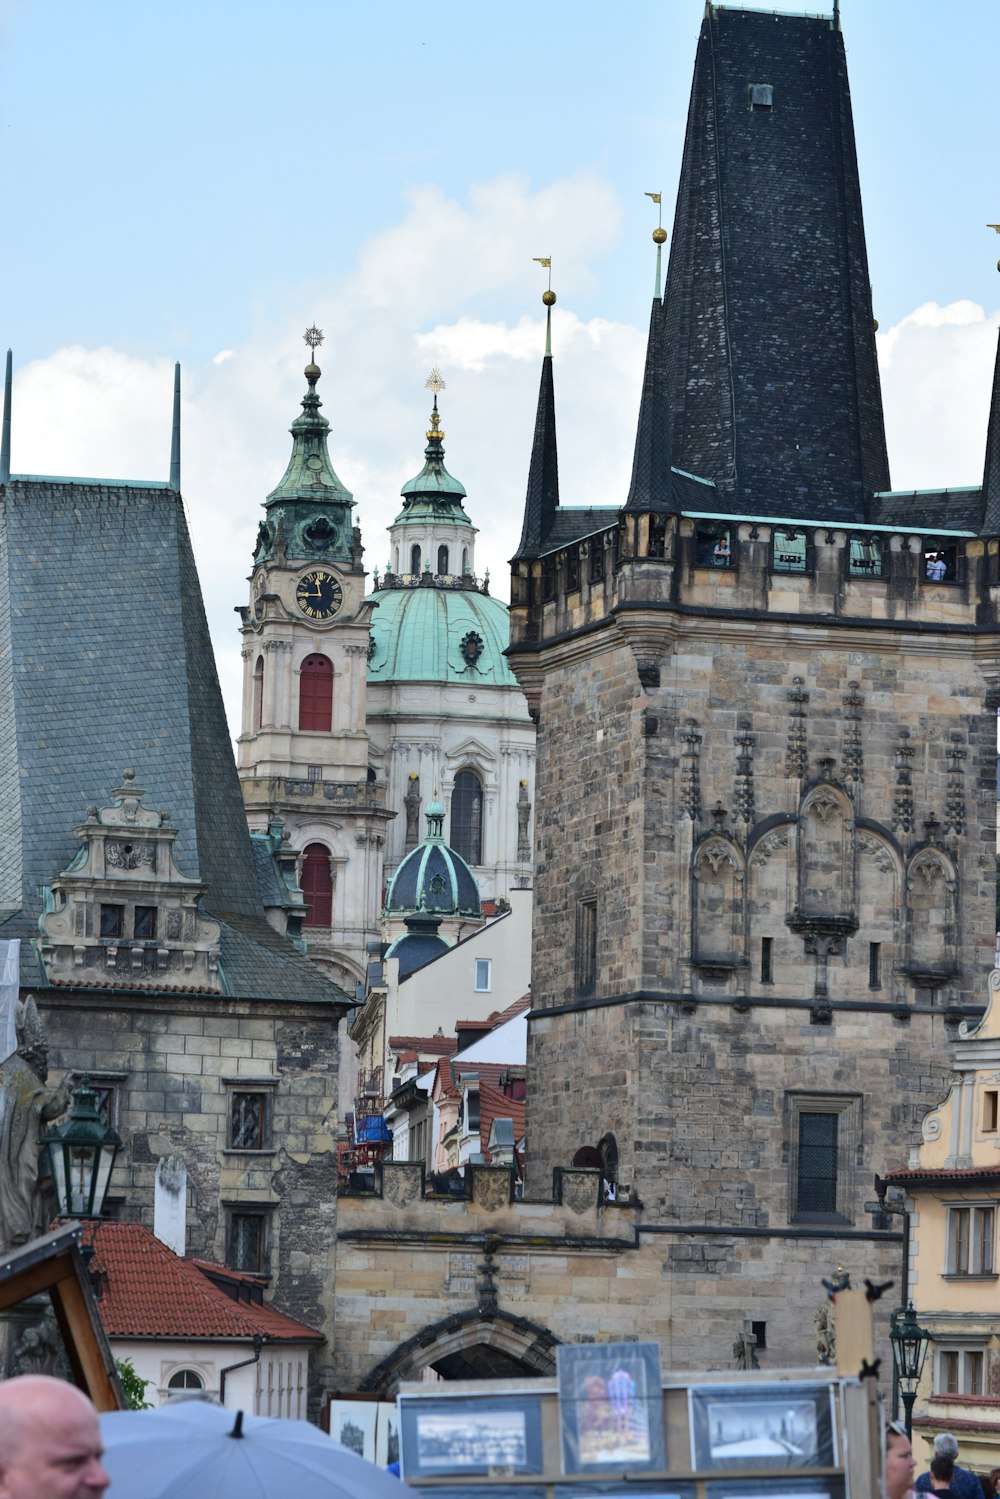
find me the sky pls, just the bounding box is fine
[1,0,997,739]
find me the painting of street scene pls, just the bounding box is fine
[557,1342,666,1473]
[690,1386,836,1472]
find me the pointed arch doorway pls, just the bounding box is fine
[358,1309,560,1395]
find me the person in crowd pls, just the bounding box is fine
[886,1422,917,1499]
[0,1375,110,1499]
[916,1434,981,1499]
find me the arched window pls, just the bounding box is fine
[301,844,333,927]
[462,548,469,575]
[299,654,333,732]
[437,545,449,576]
[410,544,421,575]
[451,770,483,865]
[252,656,264,732]
[167,1369,204,1391]
[394,547,399,574]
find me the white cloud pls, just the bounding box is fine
[878,300,998,490]
[7,174,997,756]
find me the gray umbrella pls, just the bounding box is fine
[101,1399,408,1499]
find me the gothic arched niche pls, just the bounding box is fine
[691,835,745,970]
[796,783,855,922]
[855,826,902,995]
[905,846,958,983]
[747,820,794,986]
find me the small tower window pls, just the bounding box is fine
[301,844,333,928]
[451,769,483,865]
[772,530,809,573]
[437,545,449,576]
[410,544,421,575]
[750,83,773,109]
[252,655,264,732]
[299,654,333,732]
[462,548,469,575]
[134,906,157,940]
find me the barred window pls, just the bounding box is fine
[230,1091,269,1150]
[797,1112,838,1214]
[227,1210,269,1274]
[786,1093,860,1225]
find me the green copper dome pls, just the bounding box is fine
[366,586,519,688]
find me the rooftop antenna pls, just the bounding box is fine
[833,0,840,29]
[0,350,10,484]
[168,362,181,492]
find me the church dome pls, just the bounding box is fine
[385,803,481,918]
[367,585,518,689]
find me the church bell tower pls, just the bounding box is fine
[236,328,392,996]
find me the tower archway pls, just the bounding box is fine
[358,1309,560,1395]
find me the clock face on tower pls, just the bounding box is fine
[296,568,344,620]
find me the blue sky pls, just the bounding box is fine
[1,0,997,733]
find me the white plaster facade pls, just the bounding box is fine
[110,1337,312,1416]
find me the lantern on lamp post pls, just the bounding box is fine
[41,1077,121,1233]
[889,1301,932,1439]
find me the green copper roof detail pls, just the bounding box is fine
[400,373,467,505]
[265,360,354,511]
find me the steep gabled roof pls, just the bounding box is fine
[513,347,559,560]
[981,327,1000,534]
[625,298,674,510]
[0,478,347,1007]
[92,1222,323,1342]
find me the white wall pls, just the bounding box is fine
[111,1337,311,1417]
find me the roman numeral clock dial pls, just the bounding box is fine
[295,569,343,620]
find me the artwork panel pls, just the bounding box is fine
[398,1395,544,1479]
[688,1384,838,1473]
[557,1342,666,1474]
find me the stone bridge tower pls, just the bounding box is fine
[507,3,1000,1359]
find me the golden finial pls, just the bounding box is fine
[534,259,556,353]
[425,366,445,442]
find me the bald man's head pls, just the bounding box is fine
[0,1377,109,1499]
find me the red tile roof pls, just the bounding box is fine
[479,1080,526,1161]
[450,1060,526,1091]
[485,994,531,1027]
[886,1165,1000,1185]
[388,1034,458,1057]
[91,1222,323,1343]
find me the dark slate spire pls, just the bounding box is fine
[1,350,11,484]
[663,5,889,521]
[514,294,560,560]
[169,362,181,492]
[625,227,673,509]
[981,327,1000,534]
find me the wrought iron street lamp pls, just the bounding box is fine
[42,1077,122,1225]
[889,1301,932,1439]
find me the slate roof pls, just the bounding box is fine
[626,299,674,511]
[92,1222,324,1342]
[662,7,889,520]
[979,328,1000,534]
[870,487,983,533]
[0,478,347,1007]
[513,353,559,560]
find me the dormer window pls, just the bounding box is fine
[750,83,773,109]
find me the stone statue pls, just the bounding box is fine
[516,779,532,863]
[404,774,421,852]
[732,1319,759,1370]
[815,1300,836,1365]
[0,995,72,1251]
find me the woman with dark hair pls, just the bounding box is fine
[929,1454,957,1497]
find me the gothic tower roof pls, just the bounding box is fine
[981,327,1000,535]
[625,295,673,511]
[513,298,560,560]
[662,4,889,521]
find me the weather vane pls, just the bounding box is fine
[645,191,663,230]
[533,256,553,294]
[304,325,324,354]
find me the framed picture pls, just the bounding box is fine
[398,1394,544,1479]
[328,1400,378,1462]
[706,1482,845,1499]
[557,1342,666,1474]
[374,1402,398,1469]
[689,1384,838,1473]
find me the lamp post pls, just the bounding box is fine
[889,1301,932,1439]
[41,1077,122,1247]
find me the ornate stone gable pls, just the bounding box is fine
[37,769,222,989]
